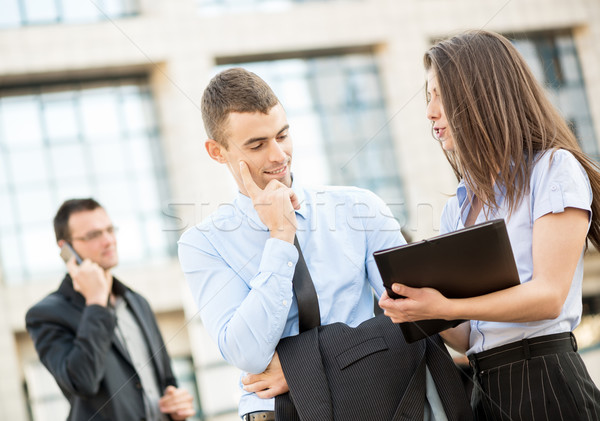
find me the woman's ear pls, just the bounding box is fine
[205,139,228,163]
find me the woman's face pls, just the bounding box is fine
[426,69,455,152]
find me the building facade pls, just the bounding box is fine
[1,0,600,419]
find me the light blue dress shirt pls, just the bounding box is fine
[178,182,404,416]
[440,149,592,355]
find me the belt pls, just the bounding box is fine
[468,332,577,374]
[242,411,275,421]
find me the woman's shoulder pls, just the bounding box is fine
[533,148,581,170]
[531,148,588,182]
[529,148,592,214]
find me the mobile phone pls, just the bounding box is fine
[60,242,82,265]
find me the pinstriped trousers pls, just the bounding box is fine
[471,351,600,421]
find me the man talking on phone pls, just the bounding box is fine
[25,198,195,421]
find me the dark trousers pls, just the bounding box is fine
[470,334,600,421]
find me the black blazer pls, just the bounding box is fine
[275,314,473,421]
[26,275,177,421]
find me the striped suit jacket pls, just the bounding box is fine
[275,314,473,421]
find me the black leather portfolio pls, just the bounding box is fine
[373,219,520,343]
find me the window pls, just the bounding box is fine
[171,356,204,421]
[0,78,173,285]
[24,357,203,421]
[512,32,599,160]
[198,0,353,14]
[24,361,69,421]
[216,52,406,220]
[0,0,138,28]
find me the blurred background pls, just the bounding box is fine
[1,0,600,419]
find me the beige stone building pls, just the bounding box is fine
[1,0,600,419]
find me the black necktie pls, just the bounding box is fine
[292,236,321,332]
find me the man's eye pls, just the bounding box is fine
[277,135,288,141]
[250,143,263,150]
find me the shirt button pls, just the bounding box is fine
[551,185,558,191]
[287,261,293,267]
[282,300,288,306]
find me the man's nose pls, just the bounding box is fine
[100,229,116,245]
[268,139,286,162]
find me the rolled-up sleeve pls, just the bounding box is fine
[531,149,592,222]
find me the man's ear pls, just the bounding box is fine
[57,239,65,248]
[205,139,228,163]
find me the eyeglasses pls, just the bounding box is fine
[71,226,118,242]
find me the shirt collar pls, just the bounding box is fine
[456,177,507,215]
[456,179,468,207]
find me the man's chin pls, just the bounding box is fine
[100,259,118,271]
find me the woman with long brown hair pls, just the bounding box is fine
[380,30,600,420]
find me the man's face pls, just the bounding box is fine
[206,103,293,195]
[66,208,118,270]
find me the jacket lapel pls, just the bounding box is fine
[425,335,474,421]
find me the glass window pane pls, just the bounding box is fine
[61,0,101,22]
[0,96,44,148]
[135,175,161,212]
[16,188,53,225]
[0,230,24,284]
[513,39,545,84]
[350,71,382,105]
[104,0,137,15]
[287,114,329,185]
[9,149,49,185]
[279,78,312,112]
[97,179,135,214]
[115,215,144,261]
[24,361,69,421]
[0,191,15,230]
[144,215,169,255]
[122,92,149,134]
[3,0,139,28]
[50,143,88,180]
[90,141,127,177]
[22,226,61,276]
[127,136,155,171]
[43,93,79,142]
[23,0,58,24]
[314,73,346,108]
[0,153,8,189]
[55,178,95,203]
[0,0,22,27]
[80,88,121,139]
[512,33,598,159]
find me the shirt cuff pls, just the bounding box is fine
[253,238,299,289]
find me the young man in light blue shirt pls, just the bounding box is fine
[178,68,405,420]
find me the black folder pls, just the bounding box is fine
[373,219,520,343]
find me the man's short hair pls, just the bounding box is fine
[54,198,102,242]
[201,67,279,149]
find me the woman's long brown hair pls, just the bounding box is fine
[424,30,600,250]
